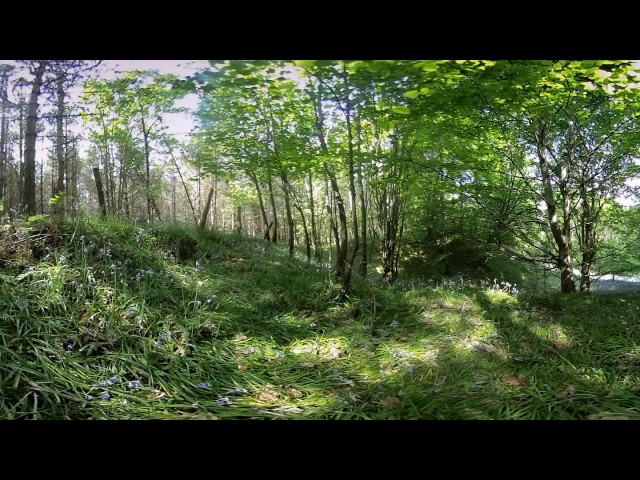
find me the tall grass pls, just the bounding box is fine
[0,215,639,419]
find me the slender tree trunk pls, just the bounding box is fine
[267,171,278,243]
[165,141,198,225]
[18,102,24,204]
[308,173,321,260]
[342,81,359,294]
[294,201,311,261]
[39,142,44,213]
[0,66,10,213]
[324,172,340,273]
[53,72,65,215]
[23,60,49,216]
[312,83,347,277]
[172,175,176,222]
[280,174,295,256]
[579,183,599,293]
[199,186,215,230]
[249,171,271,240]
[236,205,242,234]
[535,119,575,293]
[140,107,152,223]
[212,176,218,229]
[93,167,107,218]
[355,112,368,276]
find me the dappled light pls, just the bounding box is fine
[3,60,640,419]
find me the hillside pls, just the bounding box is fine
[1,217,640,420]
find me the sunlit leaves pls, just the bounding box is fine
[391,105,411,115]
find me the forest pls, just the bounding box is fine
[1,59,640,420]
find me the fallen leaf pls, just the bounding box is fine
[152,389,167,399]
[323,389,335,397]
[559,384,576,398]
[551,341,568,350]
[286,388,303,399]
[502,375,526,386]
[324,347,343,360]
[471,341,498,354]
[381,396,401,407]
[234,333,247,341]
[258,390,278,402]
[236,364,247,370]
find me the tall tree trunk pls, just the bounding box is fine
[212,176,218,229]
[308,173,322,260]
[535,119,575,293]
[280,174,295,256]
[0,65,11,213]
[236,205,242,234]
[355,112,368,276]
[172,175,176,222]
[164,140,198,225]
[312,82,347,277]
[293,200,311,261]
[267,171,278,243]
[199,186,215,230]
[18,101,24,204]
[342,77,359,294]
[140,107,152,223]
[579,179,599,293]
[249,171,271,240]
[23,60,49,216]
[324,172,340,272]
[93,167,107,218]
[53,71,65,215]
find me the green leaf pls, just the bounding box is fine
[403,90,419,99]
[294,60,317,69]
[391,106,411,115]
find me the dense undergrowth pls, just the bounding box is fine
[1,216,640,420]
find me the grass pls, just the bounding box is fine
[1,216,640,419]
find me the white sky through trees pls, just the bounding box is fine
[0,59,208,158]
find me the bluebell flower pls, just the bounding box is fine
[110,376,119,384]
[226,387,248,395]
[99,379,113,387]
[216,397,232,406]
[198,383,211,389]
[100,392,111,401]
[86,395,94,401]
[128,380,142,390]
[243,347,256,356]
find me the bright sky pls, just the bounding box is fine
[96,60,210,138]
[0,59,211,160]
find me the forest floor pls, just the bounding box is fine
[1,216,640,420]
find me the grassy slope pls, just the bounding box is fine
[1,217,640,420]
